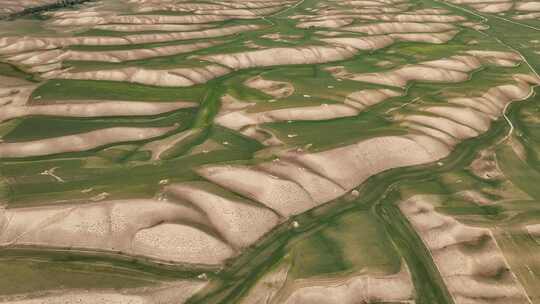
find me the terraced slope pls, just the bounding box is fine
[0,0,539,303]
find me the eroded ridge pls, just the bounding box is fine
[2,68,536,267]
[0,181,280,265]
[0,0,467,87]
[0,0,484,160]
[1,0,540,302]
[400,195,531,304]
[443,0,540,18]
[396,72,539,157]
[0,280,206,304]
